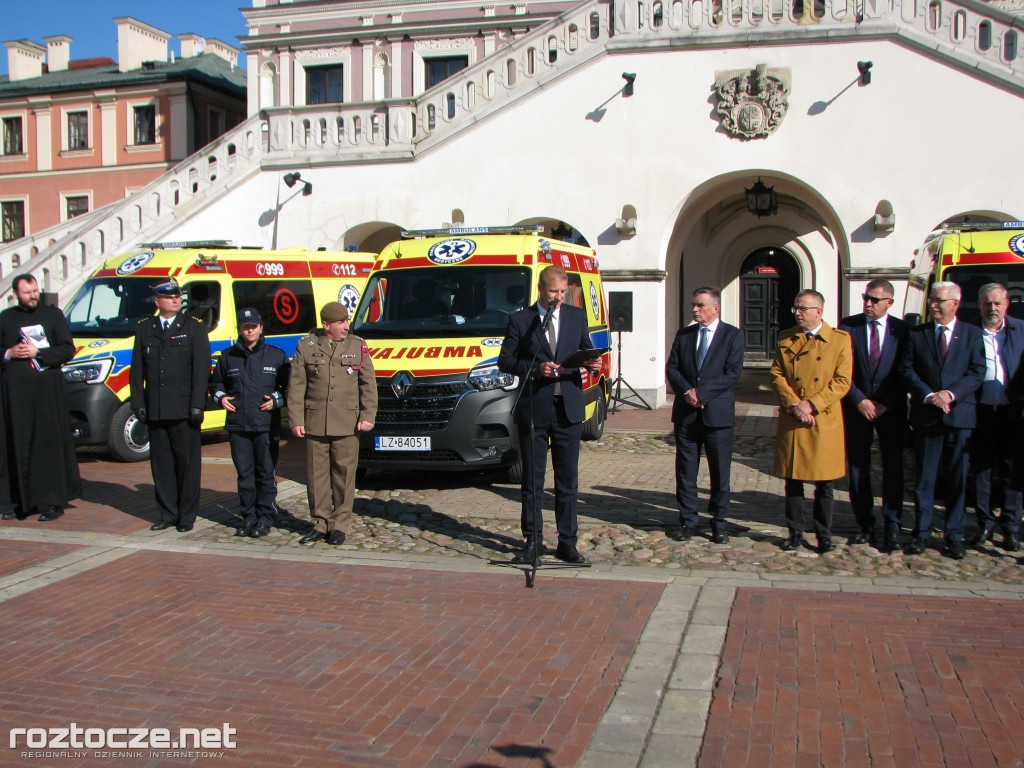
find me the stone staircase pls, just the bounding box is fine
[2,0,1021,304]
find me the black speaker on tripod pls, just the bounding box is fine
[609,292,633,333]
[606,291,651,412]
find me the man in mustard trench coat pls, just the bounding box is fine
[288,302,377,545]
[770,289,853,554]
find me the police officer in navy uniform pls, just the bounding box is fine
[129,278,211,532]
[210,308,290,538]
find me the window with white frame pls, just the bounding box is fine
[66,195,89,219]
[2,117,24,155]
[133,105,157,145]
[67,111,89,150]
[306,65,344,104]
[425,56,468,90]
[2,201,25,242]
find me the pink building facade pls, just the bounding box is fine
[0,18,246,245]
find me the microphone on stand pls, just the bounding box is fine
[541,299,558,331]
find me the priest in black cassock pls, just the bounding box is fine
[0,274,81,521]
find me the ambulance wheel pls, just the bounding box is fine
[582,392,606,441]
[108,402,150,462]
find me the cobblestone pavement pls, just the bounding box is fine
[191,410,1024,586]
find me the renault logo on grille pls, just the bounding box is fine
[390,372,413,400]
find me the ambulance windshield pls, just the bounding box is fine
[351,267,533,338]
[65,277,161,338]
[944,265,1024,324]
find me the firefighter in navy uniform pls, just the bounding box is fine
[287,302,377,545]
[129,278,211,532]
[210,308,290,538]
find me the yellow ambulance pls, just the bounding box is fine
[61,241,376,461]
[349,226,612,480]
[904,221,1024,324]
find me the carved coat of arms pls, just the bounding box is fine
[714,65,790,139]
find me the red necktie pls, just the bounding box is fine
[868,321,881,370]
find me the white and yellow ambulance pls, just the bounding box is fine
[61,241,376,461]
[904,221,1024,324]
[350,226,612,480]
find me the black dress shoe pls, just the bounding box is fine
[850,529,872,545]
[327,530,346,545]
[818,537,836,554]
[299,530,324,544]
[38,507,64,522]
[554,544,587,564]
[965,528,994,546]
[176,523,194,532]
[251,525,271,539]
[1002,533,1022,552]
[670,526,697,542]
[781,532,802,552]
[944,540,966,560]
[512,540,538,564]
[906,538,926,555]
[882,530,899,554]
[150,521,172,531]
[710,531,729,544]
[2,510,21,520]
[234,525,254,538]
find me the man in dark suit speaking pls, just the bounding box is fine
[839,279,910,553]
[899,281,985,559]
[665,287,744,543]
[498,265,602,565]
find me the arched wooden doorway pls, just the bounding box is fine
[739,247,800,360]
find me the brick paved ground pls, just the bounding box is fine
[2,370,1023,768]
[703,588,1024,768]
[0,550,660,768]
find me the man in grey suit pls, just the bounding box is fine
[968,282,1024,551]
[665,287,744,543]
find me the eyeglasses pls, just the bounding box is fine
[792,305,822,313]
[929,297,957,304]
[862,294,892,304]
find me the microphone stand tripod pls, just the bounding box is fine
[490,301,592,588]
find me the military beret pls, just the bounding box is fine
[320,302,349,323]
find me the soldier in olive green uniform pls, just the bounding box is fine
[288,302,377,545]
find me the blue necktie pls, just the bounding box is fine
[696,327,709,371]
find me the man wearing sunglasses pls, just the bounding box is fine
[839,280,911,553]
